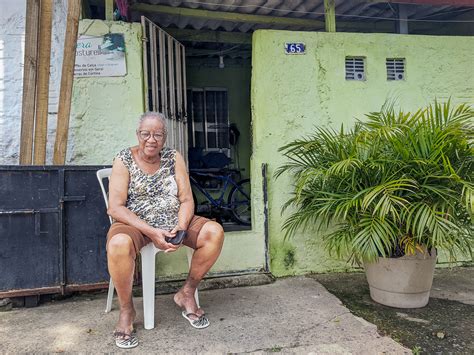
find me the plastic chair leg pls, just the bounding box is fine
[105,277,115,313]
[186,247,200,308]
[141,244,157,330]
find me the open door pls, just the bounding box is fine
[140,16,188,164]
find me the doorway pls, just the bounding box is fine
[140,18,252,231]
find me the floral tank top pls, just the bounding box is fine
[115,147,179,230]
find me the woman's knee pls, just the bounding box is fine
[107,233,135,258]
[200,221,224,245]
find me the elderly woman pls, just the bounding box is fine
[107,112,224,348]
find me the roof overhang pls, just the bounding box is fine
[385,1,474,5]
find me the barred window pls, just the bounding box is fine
[187,88,229,152]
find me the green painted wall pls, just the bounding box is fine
[251,30,474,277]
[70,20,144,164]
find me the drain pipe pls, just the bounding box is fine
[262,163,270,272]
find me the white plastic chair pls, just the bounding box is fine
[96,168,199,330]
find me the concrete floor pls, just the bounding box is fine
[0,277,408,353]
[430,267,474,305]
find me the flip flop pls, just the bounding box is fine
[181,311,210,329]
[113,330,138,349]
[174,302,205,316]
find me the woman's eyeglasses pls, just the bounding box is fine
[138,130,165,141]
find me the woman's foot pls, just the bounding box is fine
[114,306,136,338]
[113,306,138,348]
[174,288,204,319]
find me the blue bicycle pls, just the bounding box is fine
[189,169,251,226]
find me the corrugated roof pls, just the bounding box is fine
[130,0,473,33]
[128,0,473,58]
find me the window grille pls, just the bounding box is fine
[345,57,365,81]
[386,58,405,81]
[187,88,229,152]
[141,17,187,162]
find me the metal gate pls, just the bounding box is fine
[0,166,110,298]
[141,17,188,163]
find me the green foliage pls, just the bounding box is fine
[276,100,474,263]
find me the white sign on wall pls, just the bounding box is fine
[74,33,127,77]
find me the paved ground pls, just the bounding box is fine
[313,267,474,354]
[0,277,407,353]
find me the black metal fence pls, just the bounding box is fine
[0,165,111,298]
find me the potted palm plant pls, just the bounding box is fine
[276,101,473,308]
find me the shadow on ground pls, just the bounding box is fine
[312,267,474,354]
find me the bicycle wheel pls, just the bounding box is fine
[228,179,251,226]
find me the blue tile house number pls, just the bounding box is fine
[285,42,305,54]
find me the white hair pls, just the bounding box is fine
[137,111,168,133]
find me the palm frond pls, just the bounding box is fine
[276,100,474,262]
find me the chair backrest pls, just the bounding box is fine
[96,168,113,225]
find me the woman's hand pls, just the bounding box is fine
[148,228,179,253]
[170,224,187,235]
